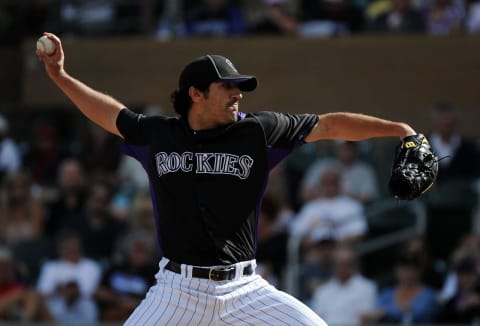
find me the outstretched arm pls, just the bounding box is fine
[304,112,416,143]
[36,32,124,138]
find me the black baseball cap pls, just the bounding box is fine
[178,54,258,92]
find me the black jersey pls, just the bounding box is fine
[116,108,318,266]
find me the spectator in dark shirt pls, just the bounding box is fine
[185,0,247,36]
[428,103,480,182]
[95,231,157,321]
[248,0,298,35]
[45,158,87,238]
[72,179,126,264]
[23,122,69,188]
[256,193,289,287]
[369,0,425,33]
[77,122,122,183]
[298,0,365,37]
[438,257,480,323]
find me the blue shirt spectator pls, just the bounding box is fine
[377,286,439,323]
[361,251,439,324]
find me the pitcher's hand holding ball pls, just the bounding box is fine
[35,33,65,79]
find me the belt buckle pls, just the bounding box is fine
[208,266,235,281]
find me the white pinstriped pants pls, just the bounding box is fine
[124,258,327,326]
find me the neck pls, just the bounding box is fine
[399,281,420,290]
[188,115,215,131]
[187,109,231,131]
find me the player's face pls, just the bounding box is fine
[202,81,243,126]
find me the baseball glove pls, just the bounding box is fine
[388,134,439,200]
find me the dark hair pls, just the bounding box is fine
[170,88,192,117]
[170,85,210,117]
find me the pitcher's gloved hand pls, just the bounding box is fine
[388,134,439,200]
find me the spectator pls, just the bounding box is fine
[466,0,480,33]
[426,0,465,34]
[361,251,439,324]
[300,140,379,205]
[154,0,185,39]
[77,122,122,183]
[45,158,87,237]
[71,179,126,263]
[59,0,116,36]
[401,235,446,289]
[256,193,289,287]
[118,155,150,194]
[129,192,157,241]
[310,245,377,325]
[185,0,247,36]
[248,0,298,35]
[0,171,44,246]
[428,103,480,182]
[365,0,393,24]
[0,246,51,322]
[263,162,295,230]
[0,114,21,181]
[23,121,69,188]
[438,256,480,323]
[369,0,425,33]
[298,0,365,37]
[425,104,480,261]
[95,231,157,321]
[298,233,337,301]
[440,233,480,302]
[291,167,368,247]
[114,0,159,35]
[37,232,101,324]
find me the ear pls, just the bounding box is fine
[188,86,205,104]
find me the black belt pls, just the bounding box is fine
[165,261,254,282]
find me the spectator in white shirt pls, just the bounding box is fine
[291,167,368,249]
[37,231,101,323]
[310,245,377,326]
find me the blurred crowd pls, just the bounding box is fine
[0,81,479,325]
[1,0,480,46]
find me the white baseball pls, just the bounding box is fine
[36,36,56,55]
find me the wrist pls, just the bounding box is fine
[398,123,416,139]
[49,68,67,80]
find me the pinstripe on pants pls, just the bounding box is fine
[124,258,327,326]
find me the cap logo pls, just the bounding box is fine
[225,59,238,73]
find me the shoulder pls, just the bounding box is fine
[313,279,338,296]
[118,108,179,126]
[420,287,438,298]
[379,287,395,300]
[244,111,278,124]
[352,274,377,289]
[336,196,364,208]
[79,258,101,271]
[300,198,328,212]
[350,161,376,174]
[41,260,60,271]
[233,111,277,134]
